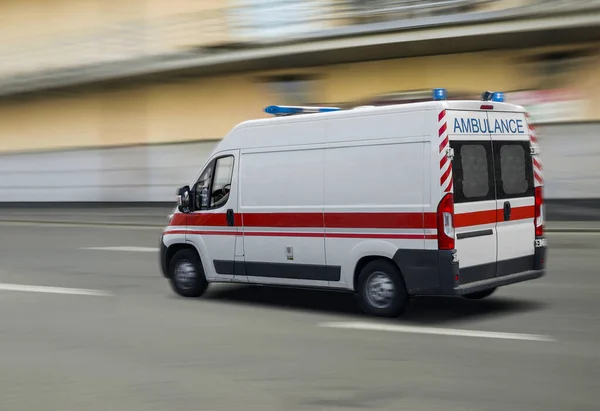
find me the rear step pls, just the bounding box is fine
[453,270,544,295]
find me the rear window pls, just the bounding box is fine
[494,141,534,199]
[451,141,495,204]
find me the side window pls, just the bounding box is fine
[210,156,235,208]
[494,141,534,199]
[451,141,495,204]
[193,155,235,210]
[194,161,214,210]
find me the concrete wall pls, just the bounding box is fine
[0,140,218,203]
[0,123,597,203]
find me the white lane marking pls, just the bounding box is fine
[319,322,555,342]
[79,246,159,252]
[0,283,114,297]
[0,221,161,230]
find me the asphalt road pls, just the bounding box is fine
[0,216,598,411]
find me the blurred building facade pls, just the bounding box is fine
[0,0,599,202]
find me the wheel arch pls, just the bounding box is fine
[353,255,402,292]
[348,240,402,291]
[164,243,201,278]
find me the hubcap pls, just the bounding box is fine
[175,260,196,290]
[366,271,395,308]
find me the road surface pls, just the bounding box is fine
[0,215,597,411]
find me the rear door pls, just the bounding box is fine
[447,110,498,283]
[487,111,536,276]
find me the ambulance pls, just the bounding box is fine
[159,89,547,317]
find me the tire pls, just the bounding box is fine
[357,259,409,318]
[168,249,208,298]
[463,287,497,300]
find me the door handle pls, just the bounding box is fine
[503,201,511,221]
[226,209,235,227]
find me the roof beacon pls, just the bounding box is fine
[433,88,447,101]
[264,105,341,117]
[482,91,505,102]
[491,92,505,103]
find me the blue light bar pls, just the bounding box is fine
[491,92,505,103]
[264,105,341,116]
[433,88,447,101]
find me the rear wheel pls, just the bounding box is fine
[168,249,208,298]
[357,260,409,317]
[463,287,497,300]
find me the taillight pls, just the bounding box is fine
[535,186,544,237]
[437,193,455,250]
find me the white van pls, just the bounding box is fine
[159,89,547,317]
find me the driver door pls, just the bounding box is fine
[186,150,241,282]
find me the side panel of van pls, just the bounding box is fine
[324,110,429,291]
[446,110,498,283]
[323,139,428,289]
[238,144,332,287]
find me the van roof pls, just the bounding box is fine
[243,100,526,128]
[214,100,527,152]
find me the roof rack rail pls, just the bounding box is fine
[264,105,341,117]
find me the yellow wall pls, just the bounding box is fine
[0,75,270,152]
[0,48,598,153]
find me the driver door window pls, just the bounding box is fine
[194,156,235,210]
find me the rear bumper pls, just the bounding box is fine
[449,240,547,295]
[395,239,547,296]
[452,269,544,295]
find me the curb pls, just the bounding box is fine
[1,219,599,233]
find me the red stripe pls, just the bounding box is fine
[163,230,188,235]
[172,206,535,232]
[456,210,496,227]
[244,231,316,238]
[186,230,238,236]
[534,172,543,184]
[440,166,452,186]
[424,213,436,229]
[187,213,233,227]
[456,206,535,228]
[533,158,542,170]
[439,136,449,153]
[243,213,322,228]
[167,230,436,240]
[445,177,453,192]
[329,233,437,240]
[504,205,535,221]
[440,154,448,169]
[325,213,428,230]
[438,123,447,137]
[438,110,446,122]
[174,212,437,229]
[530,135,538,143]
[170,213,187,226]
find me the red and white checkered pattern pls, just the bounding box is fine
[526,113,543,187]
[438,110,453,193]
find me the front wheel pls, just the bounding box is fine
[357,260,409,317]
[168,249,208,298]
[462,287,497,300]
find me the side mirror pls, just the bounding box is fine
[176,185,191,213]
